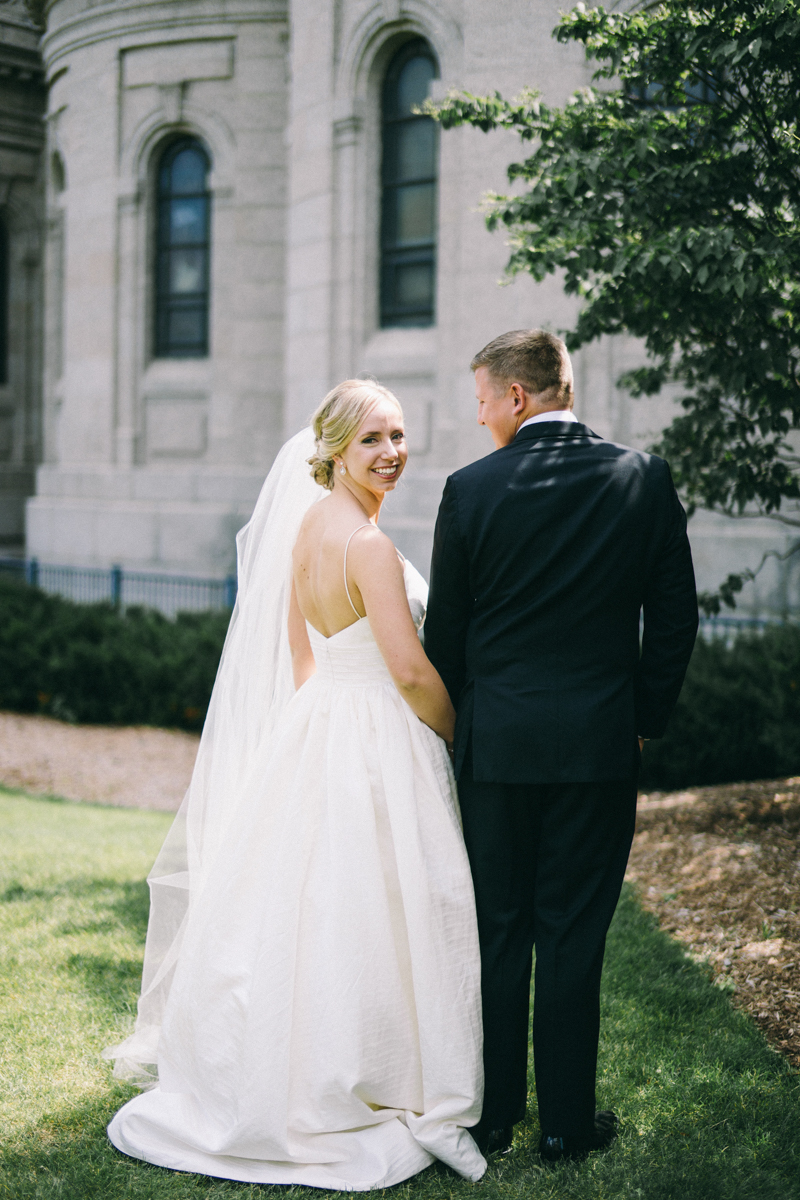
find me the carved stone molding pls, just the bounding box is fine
[332,114,362,147]
[42,1,287,72]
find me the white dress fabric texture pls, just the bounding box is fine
[107,559,486,1189]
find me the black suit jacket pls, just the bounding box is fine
[424,421,699,784]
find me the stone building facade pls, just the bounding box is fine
[1,0,796,612]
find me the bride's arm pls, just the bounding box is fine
[348,530,456,744]
[288,577,316,690]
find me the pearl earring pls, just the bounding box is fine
[340,463,346,476]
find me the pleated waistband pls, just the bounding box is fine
[310,644,394,688]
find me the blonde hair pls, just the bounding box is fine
[308,379,403,490]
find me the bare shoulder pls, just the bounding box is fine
[347,523,395,555]
[346,524,400,569]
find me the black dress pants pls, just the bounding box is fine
[459,749,637,1139]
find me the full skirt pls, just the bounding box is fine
[108,656,485,1189]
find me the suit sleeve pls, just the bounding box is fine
[635,461,699,738]
[424,476,472,708]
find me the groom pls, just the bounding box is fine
[425,329,698,1163]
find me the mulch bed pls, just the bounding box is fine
[628,778,800,1068]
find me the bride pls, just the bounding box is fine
[105,380,487,1189]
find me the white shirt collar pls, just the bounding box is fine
[517,409,579,433]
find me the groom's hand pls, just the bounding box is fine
[638,737,645,752]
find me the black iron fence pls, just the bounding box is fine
[1,555,798,630]
[0,557,236,616]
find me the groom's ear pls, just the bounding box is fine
[509,382,529,411]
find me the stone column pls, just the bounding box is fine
[282,0,336,436]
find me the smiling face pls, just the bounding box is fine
[336,398,408,502]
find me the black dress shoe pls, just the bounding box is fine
[472,1124,513,1157]
[539,1110,618,1164]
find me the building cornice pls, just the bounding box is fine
[42,0,287,73]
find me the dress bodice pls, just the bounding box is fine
[401,556,428,631]
[306,557,428,688]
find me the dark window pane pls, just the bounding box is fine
[170,198,207,244]
[381,250,435,325]
[629,74,718,108]
[170,147,208,195]
[684,76,717,103]
[395,261,433,307]
[394,120,437,182]
[156,248,172,293]
[155,138,211,358]
[395,55,435,117]
[393,183,436,245]
[168,307,205,348]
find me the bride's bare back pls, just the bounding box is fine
[292,498,374,638]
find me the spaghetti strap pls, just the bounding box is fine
[343,524,371,618]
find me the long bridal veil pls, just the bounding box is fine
[106,428,323,1084]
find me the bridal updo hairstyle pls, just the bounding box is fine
[308,379,403,490]
[471,328,574,406]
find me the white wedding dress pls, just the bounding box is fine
[106,431,486,1190]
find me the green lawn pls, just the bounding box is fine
[1,787,799,1200]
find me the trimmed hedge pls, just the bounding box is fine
[640,623,800,790]
[0,577,229,731]
[2,576,800,789]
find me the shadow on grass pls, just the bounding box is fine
[1,874,151,1019]
[57,880,151,1018]
[603,887,791,1074]
[110,879,151,942]
[63,954,144,1018]
[1,877,150,941]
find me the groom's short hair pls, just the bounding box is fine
[471,330,573,403]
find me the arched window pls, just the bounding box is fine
[154,139,211,358]
[380,40,438,327]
